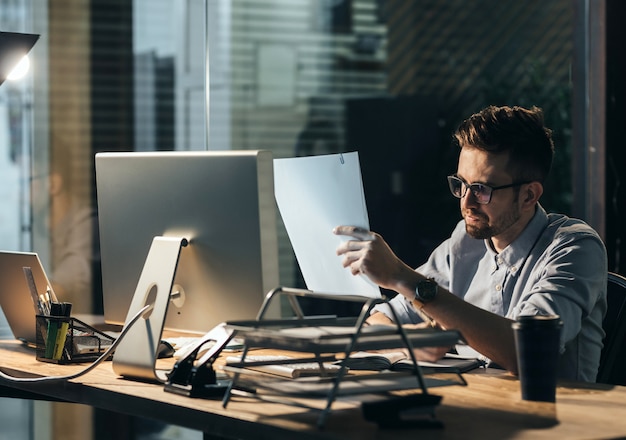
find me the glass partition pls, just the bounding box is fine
[126,1,575,293]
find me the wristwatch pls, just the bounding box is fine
[412,278,438,309]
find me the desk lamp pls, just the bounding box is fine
[0,31,39,86]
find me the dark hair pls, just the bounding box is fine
[453,105,555,182]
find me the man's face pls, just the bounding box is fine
[456,147,524,242]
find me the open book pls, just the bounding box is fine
[340,351,485,374]
[224,349,484,380]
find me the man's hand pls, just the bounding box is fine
[334,225,410,291]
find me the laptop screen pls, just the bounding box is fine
[0,251,53,345]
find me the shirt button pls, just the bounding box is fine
[495,284,502,291]
[491,265,497,271]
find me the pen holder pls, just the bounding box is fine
[35,315,116,364]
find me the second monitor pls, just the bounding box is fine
[95,150,280,334]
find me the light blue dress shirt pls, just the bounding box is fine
[374,205,607,382]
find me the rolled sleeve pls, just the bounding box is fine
[513,230,607,351]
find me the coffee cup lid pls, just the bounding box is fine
[512,314,563,328]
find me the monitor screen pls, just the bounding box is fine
[95,150,280,334]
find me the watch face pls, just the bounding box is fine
[416,279,437,303]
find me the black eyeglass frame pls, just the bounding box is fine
[447,174,532,205]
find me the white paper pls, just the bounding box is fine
[274,152,381,298]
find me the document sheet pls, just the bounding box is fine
[274,152,380,298]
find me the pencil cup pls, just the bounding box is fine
[512,315,562,402]
[36,314,71,362]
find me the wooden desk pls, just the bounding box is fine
[0,340,625,440]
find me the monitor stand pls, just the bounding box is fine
[112,236,187,383]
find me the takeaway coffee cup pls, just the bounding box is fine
[512,315,563,402]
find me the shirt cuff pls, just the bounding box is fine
[371,294,422,324]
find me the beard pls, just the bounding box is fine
[464,204,522,240]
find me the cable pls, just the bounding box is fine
[0,304,153,383]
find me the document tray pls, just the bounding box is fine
[222,287,465,429]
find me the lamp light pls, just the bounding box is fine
[0,31,39,86]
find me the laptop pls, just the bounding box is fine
[0,251,116,358]
[0,251,52,346]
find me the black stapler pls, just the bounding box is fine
[164,328,234,398]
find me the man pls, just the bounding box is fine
[32,157,98,313]
[335,105,607,382]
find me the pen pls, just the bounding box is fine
[415,308,438,329]
[46,285,58,303]
[39,294,50,315]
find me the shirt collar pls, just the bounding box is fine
[484,204,549,274]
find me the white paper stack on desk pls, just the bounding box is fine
[225,354,343,379]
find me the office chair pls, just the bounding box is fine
[597,272,626,385]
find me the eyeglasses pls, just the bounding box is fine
[447,175,531,205]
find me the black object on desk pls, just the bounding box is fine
[361,394,443,429]
[165,328,235,398]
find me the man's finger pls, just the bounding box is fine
[333,225,374,240]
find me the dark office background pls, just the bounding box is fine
[606,0,625,275]
[78,0,625,315]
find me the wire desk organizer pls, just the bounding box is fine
[217,287,464,429]
[35,315,115,364]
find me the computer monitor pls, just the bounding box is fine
[95,150,280,335]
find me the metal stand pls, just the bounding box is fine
[220,287,464,429]
[112,236,187,383]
